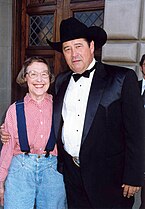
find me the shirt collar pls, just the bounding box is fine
[87,58,96,70]
[24,93,52,104]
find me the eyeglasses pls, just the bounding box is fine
[26,71,50,79]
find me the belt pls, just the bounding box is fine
[72,156,80,167]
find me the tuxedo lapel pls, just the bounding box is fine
[138,80,143,94]
[81,62,108,144]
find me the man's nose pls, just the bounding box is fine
[72,48,77,56]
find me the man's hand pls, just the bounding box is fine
[122,184,140,198]
[0,181,4,206]
[0,124,10,144]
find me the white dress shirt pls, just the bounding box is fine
[61,59,96,157]
[141,78,145,95]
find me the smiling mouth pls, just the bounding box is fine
[34,84,44,88]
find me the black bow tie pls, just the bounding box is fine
[72,63,96,82]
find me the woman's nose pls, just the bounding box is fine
[36,74,43,81]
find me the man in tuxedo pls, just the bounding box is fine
[46,17,145,209]
[139,54,145,102]
[138,54,145,209]
[1,18,145,209]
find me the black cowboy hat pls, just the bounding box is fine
[46,17,107,53]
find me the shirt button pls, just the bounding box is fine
[40,121,43,125]
[40,135,43,138]
[40,109,42,112]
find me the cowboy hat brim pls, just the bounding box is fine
[87,26,107,48]
[46,39,63,53]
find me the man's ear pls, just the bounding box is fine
[90,40,95,54]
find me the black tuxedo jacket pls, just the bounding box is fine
[53,62,145,208]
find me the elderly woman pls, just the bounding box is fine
[0,56,67,209]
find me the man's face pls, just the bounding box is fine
[62,38,94,74]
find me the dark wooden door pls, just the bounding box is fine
[12,0,104,101]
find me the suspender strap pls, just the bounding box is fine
[45,119,56,153]
[16,99,30,152]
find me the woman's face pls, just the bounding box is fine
[25,61,50,101]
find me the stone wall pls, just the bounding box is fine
[102,0,145,80]
[0,0,12,124]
